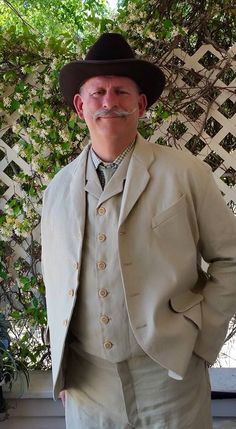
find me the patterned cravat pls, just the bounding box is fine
[97,163,118,189]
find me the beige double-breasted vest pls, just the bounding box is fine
[70,150,142,361]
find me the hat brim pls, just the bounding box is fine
[59,58,166,109]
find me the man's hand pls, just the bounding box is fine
[59,390,66,407]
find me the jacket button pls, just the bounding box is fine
[100,315,110,324]
[97,233,106,242]
[68,289,74,297]
[97,261,106,270]
[98,288,109,298]
[97,206,106,215]
[103,340,113,350]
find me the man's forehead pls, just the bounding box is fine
[82,75,137,88]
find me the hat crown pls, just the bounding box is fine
[85,33,135,61]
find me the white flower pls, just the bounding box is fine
[31,160,39,170]
[59,130,68,141]
[42,147,51,157]
[139,12,146,18]
[44,92,51,99]
[14,93,21,101]
[43,48,51,58]
[12,124,20,133]
[76,134,84,142]
[42,173,50,183]
[41,113,49,121]
[171,27,180,38]
[3,97,11,108]
[18,105,25,114]
[120,23,129,31]
[5,206,14,216]
[39,129,47,138]
[0,228,11,241]
[148,32,157,41]
[50,58,58,70]
[45,76,51,85]
[22,202,29,212]
[14,228,21,236]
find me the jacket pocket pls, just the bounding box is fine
[152,194,186,229]
[169,290,203,330]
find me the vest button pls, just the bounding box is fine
[100,315,110,324]
[98,288,109,298]
[97,233,106,242]
[97,260,106,270]
[97,206,106,216]
[103,340,113,350]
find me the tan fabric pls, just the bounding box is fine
[41,133,236,398]
[70,150,141,361]
[65,349,212,429]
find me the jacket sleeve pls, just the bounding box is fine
[193,171,236,363]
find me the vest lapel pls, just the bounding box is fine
[98,149,133,205]
[118,134,155,227]
[71,135,155,231]
[84,153,103,199]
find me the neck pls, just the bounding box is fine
[90,132,137,162]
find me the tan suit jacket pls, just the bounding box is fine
[41,134,236,399]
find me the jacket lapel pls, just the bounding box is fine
[69,144,90,239]
[118,134,155,227]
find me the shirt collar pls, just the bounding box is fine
[90,138,136,170]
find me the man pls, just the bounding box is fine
[41,33,236,428]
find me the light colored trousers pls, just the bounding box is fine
[65,348,212,429]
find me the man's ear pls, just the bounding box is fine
[73,94,84,119]
[138,94,148,117]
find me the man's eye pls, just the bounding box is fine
[91,90,103,96]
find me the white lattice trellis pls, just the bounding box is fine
[151,43,236,206]
[0,43,236,262]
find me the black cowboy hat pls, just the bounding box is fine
[59,32,166,109]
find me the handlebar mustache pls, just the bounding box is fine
[91,107,138,119]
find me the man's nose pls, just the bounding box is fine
[102,90,118,109]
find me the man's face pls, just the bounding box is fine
[73,75,147,140]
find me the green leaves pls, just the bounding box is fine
[7,199,21,216]
[163,19,173,30]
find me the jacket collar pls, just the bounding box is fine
[71,133,156,227]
